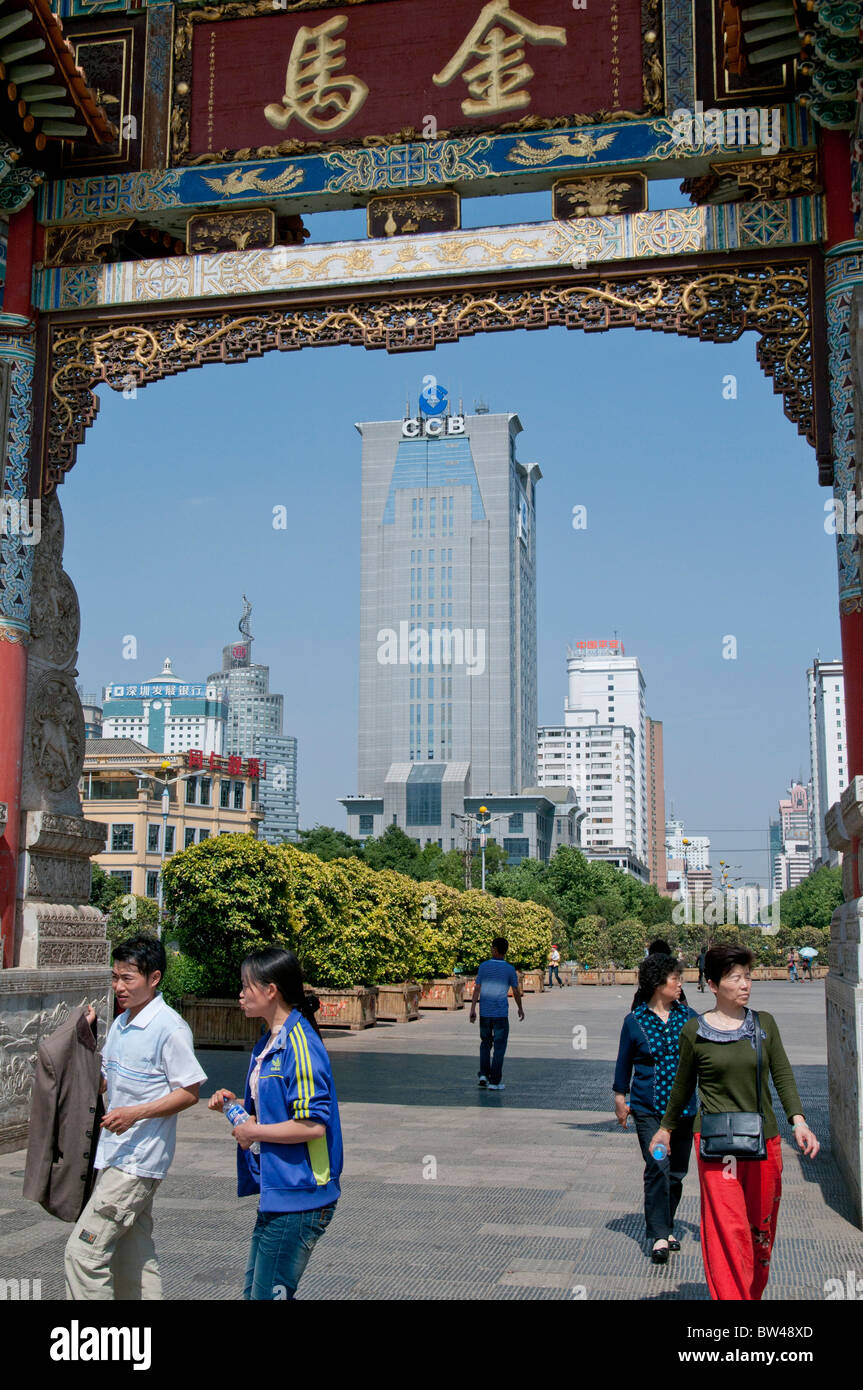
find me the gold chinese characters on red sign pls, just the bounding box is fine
[188,0,645,156]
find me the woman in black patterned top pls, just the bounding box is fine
[613,954,698,1263]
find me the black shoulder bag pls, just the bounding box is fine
[699,1010,767,1161]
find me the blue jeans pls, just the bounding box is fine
[243,1202,337,1300]
[479,1016,509,1085]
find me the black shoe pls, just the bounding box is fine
[667,1237,681,1252]
[651,1242,669,1264]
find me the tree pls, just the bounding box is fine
[106,894,160,948]
[607,917,646,968]
[90,863,125,914]
[546,848,599,925]
[162,834,299,996]
[486,857,559,913]
[297,826,363,862]
[778,865,842,931]
[569,915,609,969]
[362,825,422,876]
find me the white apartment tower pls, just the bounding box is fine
[537,643,648,865]
[808,657,847,866]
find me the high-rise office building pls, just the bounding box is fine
[645,717,667,889]
[808,657,847,866]
[772,782,812,894]
[207,599,283,756]
[101,658,226,755]
[208,599,299,842]
[342,400,556,862]
[254,734,299,844]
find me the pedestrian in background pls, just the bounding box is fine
[650,944,819,1301]
[787,950,799,983]
[470,937,524,1091]
[697,947,707,993]
[210,947,341,1301]
[614,954,698,1263]
[547,943,564,989]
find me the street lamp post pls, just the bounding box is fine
[157,785,170,939]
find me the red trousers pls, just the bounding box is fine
[695,1133,783,1300]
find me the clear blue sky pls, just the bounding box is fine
[61,185,840,887]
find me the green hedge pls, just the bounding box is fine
[161,836,552,993]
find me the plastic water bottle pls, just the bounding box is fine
[223,1098,260,1155]
[651,1143,667,1161]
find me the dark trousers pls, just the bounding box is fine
[632,1110,695,1241]
[548,965,563,987]
[479,1016,509,1084]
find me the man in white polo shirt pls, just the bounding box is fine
[65,934,207,1300]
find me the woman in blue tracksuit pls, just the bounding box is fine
[612,952,697,1264]
[209,948,343,1300]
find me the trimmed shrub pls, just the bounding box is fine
[569,915,609,969]
[414,881,463,980]
[162,834,299,996]
[607,917,647,969]
[456,890,505,974]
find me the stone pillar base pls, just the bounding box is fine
[0,967,111,1154]
[826,781,863,1228]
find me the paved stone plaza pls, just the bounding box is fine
[2,981,862,1301]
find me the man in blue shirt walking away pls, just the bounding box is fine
[469,937,524,1091]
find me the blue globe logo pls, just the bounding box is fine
[419,381,448,416]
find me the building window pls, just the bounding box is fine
[503,837,530,865]
[110,870,133,893]
[185,777,197,804]
[147,824,160,853]
[199,829,210,841]
[508,813,524,833]
[146,870,160,899]
[234,782,244,810]
[406,781,441,827]
[164,825,176,854]
[220,779,231,808]
[199,777,212,806]
[359,814,374,834]
[111,824,133,852]
[184,827,196,849]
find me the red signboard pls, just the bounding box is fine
[189,0,644,157]
[186,750,266,778]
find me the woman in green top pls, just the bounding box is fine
[650,944,819,1301]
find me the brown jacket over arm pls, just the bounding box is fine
[22,1005,103,1222]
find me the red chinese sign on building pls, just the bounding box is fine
[189,0,644,156]
[186,751,266,778]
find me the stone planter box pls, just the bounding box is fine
[521,969,545,993]
[577,969,616,986]
[509,971,525,997]
[682,969,698,982]
[316,986,378,1030]
[181,997,262,1049]
[458,977,476,1003]
[376,982,421,1022]
[559,966,577,986]
[613,969,638,984]
[419,978,465,1010]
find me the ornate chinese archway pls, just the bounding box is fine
[0,0,861,1228]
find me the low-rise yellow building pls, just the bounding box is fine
[83,739,264,899]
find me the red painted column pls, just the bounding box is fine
[0,201,37,967]
[0,641,27,966]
